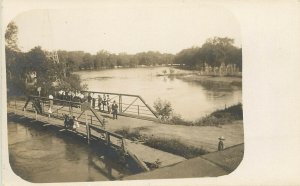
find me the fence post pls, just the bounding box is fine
[103,118,106,130]
[121,138,126,152]
[35,110,38,120]
[119,95,122,113]
[106,132,110,146]
[137,105,140,116]
[14,97,17,114]
[41,101,44,114]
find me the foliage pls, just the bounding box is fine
[5,22,20,52]
[144,138,208,158]
[115,127,144,141]
[169,68,175,74]
[115,127,208,159]
[169,103,243,126]
[5,22,87,96]
[174,37,242,70]
[153,98,173,121]
[210,103,243,120]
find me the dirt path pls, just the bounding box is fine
[123,144,244,180]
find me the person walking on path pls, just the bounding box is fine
[112,100,118,119]
[218,136,225,151]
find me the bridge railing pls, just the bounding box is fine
[10,96,126,151]
[8,96,150,171]
[81,91,158,119]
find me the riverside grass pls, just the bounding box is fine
[169,103,243,127]
[115,127,208,159]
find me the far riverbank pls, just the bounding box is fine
[175,74,242,87]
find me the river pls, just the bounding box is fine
[8,120,131,183]
[75,67,242,120]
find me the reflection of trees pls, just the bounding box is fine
[64,143,80,162]
[168,75,175,81]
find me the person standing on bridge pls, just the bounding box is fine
[98,94,102,111]
[112,100,118,119]
[88,93,92,106]
[102,94,107,110]
[48,94,53,113]
[92,93,97,108]
[107,95,111,113]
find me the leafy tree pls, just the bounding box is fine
[5,22,20,52]
[174,37,242,70]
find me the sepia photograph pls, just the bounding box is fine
[5,2,244,183]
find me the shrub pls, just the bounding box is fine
[144,138,208,159]
[153,98,173,121]
[115,127,143,141]
[168,103,243,126]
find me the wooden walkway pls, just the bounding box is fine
[7,102,186,169]
[123,144,244,180]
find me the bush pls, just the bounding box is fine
[153,98,173,121]
[211,103,243,120]
[168,103,243,127]
[115,127,143,141]
[169,114,193,126]
[115,127,208,159]
[145,138,208,159]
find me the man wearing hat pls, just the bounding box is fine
[218,136,225,151]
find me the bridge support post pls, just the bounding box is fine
[121,138,126,152]
[85,112,90,144]
[106,132,110,146]
[119,95,122,113]
[14,98,17,114]
[69,103,73,116]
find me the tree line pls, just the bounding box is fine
[57,37,242,71]
[174,37,242,70]
[5,21,242,96]
[58,50,174,71]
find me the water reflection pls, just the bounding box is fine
[76,67,242,120]
[8,120,131,182]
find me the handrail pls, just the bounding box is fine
[81,90,158,118]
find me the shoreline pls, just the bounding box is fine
[173,73,242,87]
[74,66,242,87]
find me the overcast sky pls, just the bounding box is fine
[12,5,241,55]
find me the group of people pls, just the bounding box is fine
[87,93,119,120]
[49,90,119,120]
[63,114,80,130]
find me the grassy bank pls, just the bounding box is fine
[175,73,242,87]
[169,103,243,127]
[144,138,208,159]
[115,127,208,159]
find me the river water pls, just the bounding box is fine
[75,67,242,120]
[8,120,131,183]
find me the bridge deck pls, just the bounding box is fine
[9,99,244,152]
[7,102,186,168]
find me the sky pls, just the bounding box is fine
[11,5,241,55]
